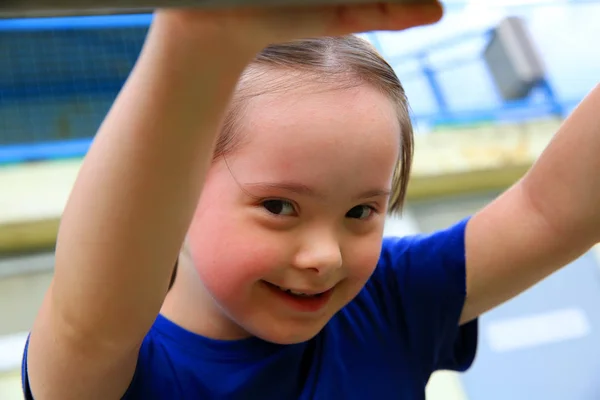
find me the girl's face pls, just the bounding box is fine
[187,82,400,344]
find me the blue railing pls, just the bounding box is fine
[0,13,153,31]
[0,138,92,164]
[0,13,580,165]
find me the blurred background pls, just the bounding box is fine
[1,0,600,399]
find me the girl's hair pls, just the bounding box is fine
[170,37,414,291]
[215,35,414,214]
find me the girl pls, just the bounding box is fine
[23,5,600,400]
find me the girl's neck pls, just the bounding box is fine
[160,260,251,341]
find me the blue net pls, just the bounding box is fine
[0,15,151,162]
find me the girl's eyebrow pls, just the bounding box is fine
[242,181,390,200]
[357,189,391,200]
[243,181,316,196]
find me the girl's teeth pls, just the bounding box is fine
[289,290,312,297]
[276,285,317,297]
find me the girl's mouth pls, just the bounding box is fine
[263,281,335,312]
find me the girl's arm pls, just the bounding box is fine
[26,12,261,400]
[462,84,600,323]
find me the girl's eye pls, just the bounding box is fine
[346,205,374,220]
[262,200,296,216]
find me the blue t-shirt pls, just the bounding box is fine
[22,219,477,399]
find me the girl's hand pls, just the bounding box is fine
[156,3,443,52]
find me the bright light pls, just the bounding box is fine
[0,332,27,373]
[448,0,567,6]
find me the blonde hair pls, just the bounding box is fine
[215,35,413,214]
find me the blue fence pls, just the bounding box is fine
[0,13,581,165]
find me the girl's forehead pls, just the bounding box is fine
[240,84,399,153]
[227,85,400,188]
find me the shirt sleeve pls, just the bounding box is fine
[21,336,34,400]
[375,217,478,378]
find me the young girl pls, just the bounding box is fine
[22,6,600,400]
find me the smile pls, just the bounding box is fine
[262,281,335,313]
[272,285,328,298]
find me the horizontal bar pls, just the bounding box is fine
[0,0,435,18]
[0,138,92,165]
[0,13,153,30]
[423,100,578,126]
[2,0,596,20]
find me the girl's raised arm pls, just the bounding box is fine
[27,12,261,399]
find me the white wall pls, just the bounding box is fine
[0,370,23,400]
[0,259,53,398]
